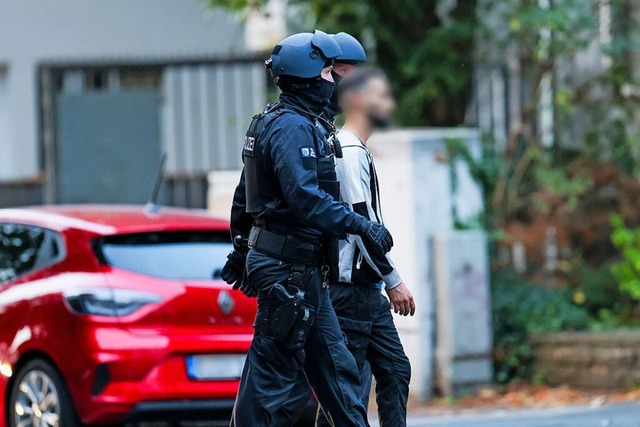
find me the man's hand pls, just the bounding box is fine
[220,250,246,286]
[385,282,415,316]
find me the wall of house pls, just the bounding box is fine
[368,128,486,400]
[0,69,8,177]
[0,0,249,181]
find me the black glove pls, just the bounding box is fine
[220,250,246,286]
[236,269,258,298]
[221,251,258,298]
[361,222,394,254]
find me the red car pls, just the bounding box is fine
[0,205,256,426]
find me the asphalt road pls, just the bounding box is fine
[390,403,640,427]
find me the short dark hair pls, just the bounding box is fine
[337,67,387,100]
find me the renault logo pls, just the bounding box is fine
[217,290,235,316]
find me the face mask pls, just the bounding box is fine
[277,77,335,113]
[331,71,343,86]
[327,71,343,115]
[309,79,335,107]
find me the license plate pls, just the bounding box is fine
[186,354,246,380]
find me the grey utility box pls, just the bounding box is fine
[433,230,493,396]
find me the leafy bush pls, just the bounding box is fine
[572,263,637,326]
[611,215,640,301]
[492,271,593,383]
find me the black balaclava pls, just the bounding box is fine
[324,71,343,120]
[277,76,335,117]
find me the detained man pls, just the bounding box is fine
[323,67,415,426]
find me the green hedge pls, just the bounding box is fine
[492,271,593,383]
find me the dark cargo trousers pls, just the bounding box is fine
[316,283,411,427]
[230,250,369,427]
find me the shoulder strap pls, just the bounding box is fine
[264,101,285,115]
[243,102,287,160]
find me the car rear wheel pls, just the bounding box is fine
[8,359,79,427]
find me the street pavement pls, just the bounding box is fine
[371,403,640,427]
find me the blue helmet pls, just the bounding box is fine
[332,32,367,64]
[266,30,342,79]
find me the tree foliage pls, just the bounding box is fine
[611,215,640,301]
[206,0,477,126]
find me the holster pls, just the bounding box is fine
[254,264,317,350]
[269,283,304,341]
[285,264,316,350]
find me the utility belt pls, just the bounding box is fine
[248,225,324,266]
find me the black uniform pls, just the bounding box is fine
[230,91,370,427]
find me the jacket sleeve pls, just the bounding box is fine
[339,145,402,289]
[229,170,253,253]
[268,123,367,238]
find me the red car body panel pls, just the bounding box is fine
[0,205,256,426]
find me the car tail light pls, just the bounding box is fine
[63,288,162,317]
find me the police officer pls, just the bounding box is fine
[225,31,394,427]
[220,32,367,296]
[325,32,368,123]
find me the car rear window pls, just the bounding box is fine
[96,231,232,280]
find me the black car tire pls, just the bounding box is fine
[8,358,80,427]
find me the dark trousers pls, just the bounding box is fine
[316,283,411,427]
[230,250,369,427]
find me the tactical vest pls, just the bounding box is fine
[242,102,342,219]
[242,103,284,215]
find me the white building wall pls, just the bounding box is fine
[368,128,484,400]
[0,0,248,180]
[0,69,8,179]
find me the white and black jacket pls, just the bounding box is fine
[335,130,402,289]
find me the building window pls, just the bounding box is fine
[119,68,162,90]
[54,68,162,94]
[85,69,110,92]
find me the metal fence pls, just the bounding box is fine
[161,63,267,174]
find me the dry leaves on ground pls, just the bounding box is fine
[407,384,640,416]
